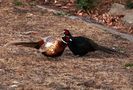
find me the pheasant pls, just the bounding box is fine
[4,36,67,57]
[62,29,126,56]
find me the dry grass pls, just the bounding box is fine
[0,1,133,90]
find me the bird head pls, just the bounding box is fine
[62,35,72,44]
[63,29,72,37]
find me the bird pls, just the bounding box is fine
[62,29,126,56]
[4,36,67,57]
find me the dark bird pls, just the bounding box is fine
[62,29,126,56]
[4,36,67,57]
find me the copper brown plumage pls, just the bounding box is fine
[4,36,67,57]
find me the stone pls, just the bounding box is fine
[108,3,126,15]
[109,3,133,25]
[122,11,133,25]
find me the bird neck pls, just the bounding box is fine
[61,40,68,46]
[62,41,68,47]
[38,40,45,46]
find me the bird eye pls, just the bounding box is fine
[69,38,72,41]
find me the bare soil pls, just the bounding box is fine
[0,1,133,90]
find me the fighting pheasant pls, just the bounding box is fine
[62,29,126,56]
[4,36,67,57]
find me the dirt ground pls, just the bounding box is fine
[0,1,133,90]
[35,0,133,34]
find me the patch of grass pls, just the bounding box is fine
[126,0,133,9]
[13,0,25,6]
[125,63,133,68]
[76,0,99,11]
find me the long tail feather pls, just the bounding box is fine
[4,41,39,49]
[97,45,128,56]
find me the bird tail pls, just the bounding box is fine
[96,45,128,56]
[4,41,39,49]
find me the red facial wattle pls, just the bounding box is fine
[64,29,70,36]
